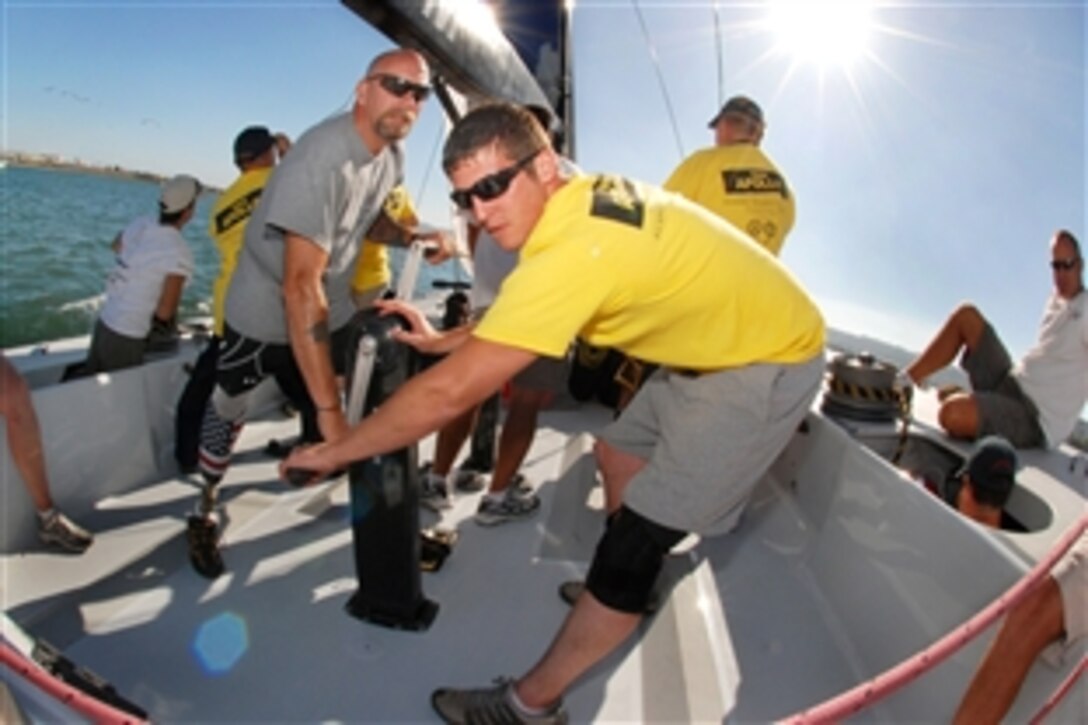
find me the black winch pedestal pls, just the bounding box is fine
[342,309,437,631]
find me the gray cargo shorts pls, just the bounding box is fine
[600,353,824,537]
[962,323,1045,447]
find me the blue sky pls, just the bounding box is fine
[3,1,1085,368]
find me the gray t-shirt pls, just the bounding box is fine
[226,112,403,342]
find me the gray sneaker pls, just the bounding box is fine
[432,678,567,724]
[475,488,540,526]
[420,474,452,511]
[38,511,93,553]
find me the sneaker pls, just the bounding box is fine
[511,472,532,495]
[558,580,660,614]
[186,515,224,579]
[420,528,458,573]
[420,474,452,511]
[38,511,93,553]
[558,580,585,607]
[452,466,487,493]
[432,678,568,725]
[474,488,540,526]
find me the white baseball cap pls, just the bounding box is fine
[160,174,201,214]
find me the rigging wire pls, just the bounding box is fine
[630,0,685,162]
[414,119,444,216]
[416,118,469,285]
[713,1,724,108]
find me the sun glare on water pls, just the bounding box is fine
[764,0,875,71]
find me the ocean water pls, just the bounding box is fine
[0,166,468,349]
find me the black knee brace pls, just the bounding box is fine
[585,506,685,613]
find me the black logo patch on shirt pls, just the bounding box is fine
[722,169,790,199]
[590,176,645,228]
[214,188,264,235]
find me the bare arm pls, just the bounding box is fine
[281,338,536,478]
[366,209,455,264]
[153,274,186,322]
[283,232,346,441]
[366,209,413,247]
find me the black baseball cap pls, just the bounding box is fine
[959,436,1018,499]
[708,95,764,128]
[233,126,275,164]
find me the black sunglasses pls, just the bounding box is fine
[449,151,540,211]
[367,73,430,103]
[1051,258,1080,271]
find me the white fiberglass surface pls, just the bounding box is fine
[5,398,1084,722]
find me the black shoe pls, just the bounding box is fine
[187,515,224,579]
[420,528,458,573]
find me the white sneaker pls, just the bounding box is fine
[475,488,540,526]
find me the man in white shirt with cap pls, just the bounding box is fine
[84,174,200,374]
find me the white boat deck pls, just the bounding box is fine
[2,347,1086,722]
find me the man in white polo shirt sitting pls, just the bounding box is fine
[84,174,200,374]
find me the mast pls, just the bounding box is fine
[559,0,575,159]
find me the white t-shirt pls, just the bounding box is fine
[1014,291,1088,447]
[100,216,194,338]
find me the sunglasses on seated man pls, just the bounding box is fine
[450,150,541,211]
[367,73,431,103]
[1050,258,1080,271]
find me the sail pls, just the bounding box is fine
[341,0,552,112]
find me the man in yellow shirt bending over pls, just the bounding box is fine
[283,103,826,724]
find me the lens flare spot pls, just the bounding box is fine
[192,611,249,675]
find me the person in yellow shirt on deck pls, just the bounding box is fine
[665,94,795,256]
[174,126,289,472]
[351,184,419,308]
[283,103,825,724]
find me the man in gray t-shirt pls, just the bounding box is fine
[188,48,447,579]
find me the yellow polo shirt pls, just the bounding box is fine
[475,174,823,369]
[664,144,795,256]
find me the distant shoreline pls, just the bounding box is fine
[1,152,222,193]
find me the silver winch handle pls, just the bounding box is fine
[394,240,438,302]
[345,334,378,426]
